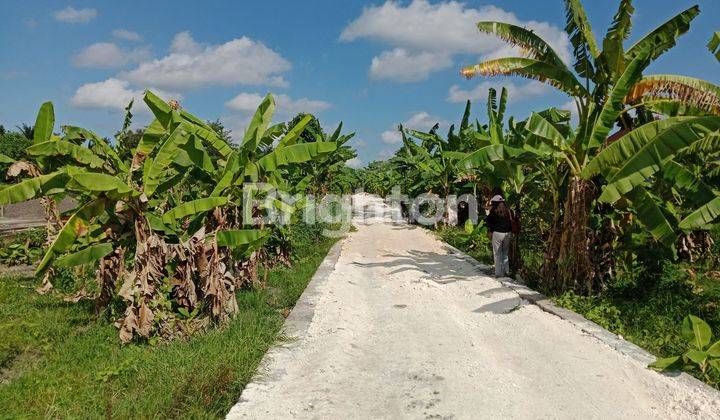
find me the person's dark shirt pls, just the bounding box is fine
[485,207,511,233]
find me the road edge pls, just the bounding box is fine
[441,242,720,396]
[226,238,345,419]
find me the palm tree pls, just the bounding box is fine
[460,1,714,293]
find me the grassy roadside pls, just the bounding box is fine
[437,226,720,388]
[0,223,339,418]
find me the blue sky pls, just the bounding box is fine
[1,0,718,167]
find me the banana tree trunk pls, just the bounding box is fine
[555,176,597,294]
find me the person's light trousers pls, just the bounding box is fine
[492,231,512,277]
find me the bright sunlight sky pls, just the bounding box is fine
[1,0,718,168]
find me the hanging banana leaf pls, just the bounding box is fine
[0,171,69,205]
[627,187,676,246]
[583,117,694,178]
[55,243,114,268]
[182,121,233,159]
[27,140,105,168]
[216,229,269,248]
[37,198,107,274]
[135,119,166,157]
[67,173,134,195]
[604,117,720,198]
[0,154,15,164]
[678,197,720,231]
[161,197,228,224]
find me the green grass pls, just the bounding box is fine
[0,225,338,418]
[435,226,493,265]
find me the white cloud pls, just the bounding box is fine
[341,0,570,82]
[353,139,367,148]
[122,32,291,90]
[73,42,151,69]
[378,149,393,160]
[223,92,331,142]
[346,157,365,169]
[381,111,447,144]
[53,6,97,23]
[447,80,549,103]
[225,92,330,116]
[70,78,180,113]
[112,29,142,42]
[370,48,452,82]
[381,130,402,145]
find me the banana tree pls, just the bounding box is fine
[461,0,708,293]
[0,92,339,343]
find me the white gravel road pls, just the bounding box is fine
[228,194,720,419]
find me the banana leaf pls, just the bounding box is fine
[587,49,650,150]
[33,102,54,144]
[37,198,107,274]
[627,187,676,246]
[55,243,114,268]
[216,229,269,248]
[27,140,105,168]
[584,117,694,178]
[161,197,228,224]
[241,94,275,153]
[258,142,337,171]
[679,197,720,231]
[277,114,312,148]
[625,5,699,63]
[604,117,720,198]
[67,173,133,195]
[0,171,69,205]
[144,125,191,197]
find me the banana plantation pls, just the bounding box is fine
[1,0,719,417]
[0,92,357,343]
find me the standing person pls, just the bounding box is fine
[485,191,512,277]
